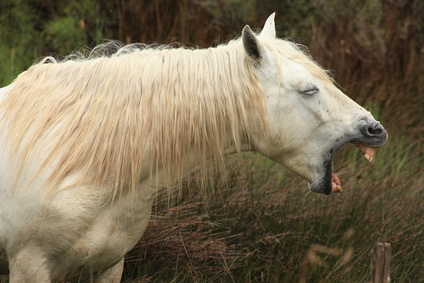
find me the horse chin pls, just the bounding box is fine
[308,143,346,195]
[308,160,334,195]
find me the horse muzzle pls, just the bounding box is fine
[352,120,388,148]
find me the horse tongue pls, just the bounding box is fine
[353,143,376,162]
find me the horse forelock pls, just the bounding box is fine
[1,39,266,197]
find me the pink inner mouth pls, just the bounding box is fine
[353,143,376,161]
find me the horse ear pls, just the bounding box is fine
[260,13,276,38]
[242,25,262,62]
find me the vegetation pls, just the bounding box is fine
[1,0,422,282]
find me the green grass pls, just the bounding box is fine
[122,135,423,282]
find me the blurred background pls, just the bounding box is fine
[0,0,423,282]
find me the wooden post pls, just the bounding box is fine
[371,242,391,283]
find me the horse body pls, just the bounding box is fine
[0,14,387,282]
[0,114,155,281]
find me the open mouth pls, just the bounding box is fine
[330,143,377,193]
[308,120,388,195]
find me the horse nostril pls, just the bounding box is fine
[356,119,387,144]
[368,126,383,135]
[362,123,385,137]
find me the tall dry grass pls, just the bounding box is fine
[122,138,423,282]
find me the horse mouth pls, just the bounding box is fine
[331,143,376,193]
[309,142,383,195]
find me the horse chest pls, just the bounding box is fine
[49,189,155,278]
[1,174,155,279]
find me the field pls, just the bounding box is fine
[1,0,423,282]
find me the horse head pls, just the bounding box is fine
[243,14,388,194]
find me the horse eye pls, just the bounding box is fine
[301,87,319,95]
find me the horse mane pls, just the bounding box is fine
[1,39,266,197]
[1,36,331,198]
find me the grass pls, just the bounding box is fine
[122,132,424,282]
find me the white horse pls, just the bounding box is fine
[0,14,387,282]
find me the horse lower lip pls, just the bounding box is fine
[332,173,342,193]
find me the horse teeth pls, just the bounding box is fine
[364,153,373,162]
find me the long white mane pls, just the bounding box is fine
[1,37,331,197]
